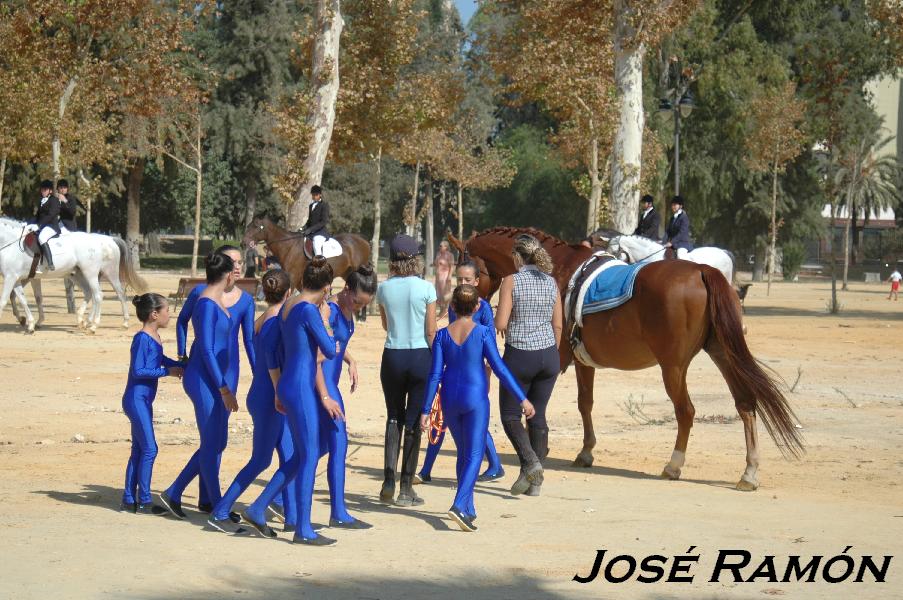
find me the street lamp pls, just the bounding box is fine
[659,81,695,197]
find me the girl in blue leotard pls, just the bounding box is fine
[312,264,378,529]
[120,293,184,514]
[417,261,505,484]
[207,269,299,533]
[420,284,534,532]
[175,245,256,512]
[160,252,239,520]
[241,257,339,546]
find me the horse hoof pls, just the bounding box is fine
[661,466,681,480]
[572,450,595,468]
[87,327,97,335]
[122,321,129,329]
[18,317,26,327]
[735,478,758,492]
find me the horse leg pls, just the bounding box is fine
[9,283,35,333]
[103,268,130,328]
[660,364,695,480]
[573,363,597,467]
[10,290,23,325]
[71,271,92,329]
[83,276,103,334]
[31,280,45,327]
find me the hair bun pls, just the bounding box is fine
[310,255,328,268]
[356,263,374,278]
[132,295,141,306]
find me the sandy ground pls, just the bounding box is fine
[0,272,901,599]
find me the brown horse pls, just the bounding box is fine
[243,217,371,289]
[453,227,803,491]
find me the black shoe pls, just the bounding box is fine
[120,501,137,513]
[227,511,241,524]
[268,502,286,523]
[477,468,505,482]
[395,491,425,507]
[136,503,167,515]
[502,421,543,495]
[448,507,478,532]
[283,524,296,534]
[241,511,278,538]
[414,472,431,484]
[329,518,373,530]
[293,533,337,546]
[158,492,186,519]
[197,502,213,514]
[206,517,248,535]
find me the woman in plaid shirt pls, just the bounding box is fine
[494,234,563,497]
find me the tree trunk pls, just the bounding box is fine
[406,161,420,237]
[752,240,765,282]
[587,137,601,235]
[457,183,464,242]
[126,159,145,271]
[829,202,839,313]
[286,0,344,231]
[52,77,79,183]
[191,117,204,278]
[0,155,5,213]
[425,175,434,277]
[850,204,861,265]
[78,169,91,233]
[610,6,644,235]
[244,178,258,230]
[767,159,778,296]
[371,147,382,264]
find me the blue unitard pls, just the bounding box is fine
[165,298,232,506]
[210,315,297,524]
[176,285,256,505]
[244,301,336,540]
[121,332,181,505]
[318,301,356,522]
[419,298,504,480]
[422,325,525,518]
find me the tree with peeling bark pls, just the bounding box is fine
[744,80,806,296]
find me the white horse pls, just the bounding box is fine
[0,217,147,333]
[608,234,736,285]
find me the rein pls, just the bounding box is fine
[0,227,28,252]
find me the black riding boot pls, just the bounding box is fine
[502,420,543,496]
[526,425,549,497]
[40,242,55,271]
[380,419,403,503]
[396,426,424,506]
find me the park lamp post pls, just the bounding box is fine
[659,71,695,197]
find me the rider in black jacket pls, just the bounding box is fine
[31,180,61,271]
[300,185,330,255]
[57,179,85,232]
[634,194,660,239]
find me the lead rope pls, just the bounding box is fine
[428,389,445,445]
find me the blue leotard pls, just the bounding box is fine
[176,285,255,505]
[211,315,297,524]
[317,301,357,523]
[245,301,336,541]
[422,325,525,518]
[165,298,232,506]
[420,298,504,481]
[121,332,180,505]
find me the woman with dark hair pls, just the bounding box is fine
[207,269,297,533]
[240,257,339,546]
[376,234,437,507]
[120,293,184,513]
[160,252,239,519]
[495,234,563,497]
[174,244,256,512]
[420,284,533,532]
[312,264,378,529]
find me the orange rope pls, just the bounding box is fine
[428,388,445,445]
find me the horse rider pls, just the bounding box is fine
[663,195,693,259]
[25,179,61,272]
[634,194,660,239]
[300,184,330,256]
[56,178,85,232]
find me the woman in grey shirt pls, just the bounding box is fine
[495,234,563,497]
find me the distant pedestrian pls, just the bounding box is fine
[888,268,901,301]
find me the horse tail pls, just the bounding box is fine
[114,237,148,294]
[700,265,804,458]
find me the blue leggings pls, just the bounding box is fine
[166,378,229,506]
[445,401,489,517]
[318,395,353,521]
[122,398,158,505]
[419,429,502,479]
[212,405,297,524]
[246,393,320,539]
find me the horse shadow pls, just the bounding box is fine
[33,483,127,514]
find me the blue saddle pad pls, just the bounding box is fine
[582,262,648,314]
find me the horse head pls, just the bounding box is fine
[243,216,277,248]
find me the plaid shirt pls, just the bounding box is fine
[508,266,558,350]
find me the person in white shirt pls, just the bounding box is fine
[887,268,902,301]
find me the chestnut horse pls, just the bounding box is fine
[450,227,803,491]
[243,217,371,288]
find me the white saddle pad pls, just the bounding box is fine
[321,238,343,259]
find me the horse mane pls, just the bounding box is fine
[468,226,576,249]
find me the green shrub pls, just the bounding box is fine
[782,241,806,281]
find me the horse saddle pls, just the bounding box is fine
[303,235,343,259]
[24,232,38,254]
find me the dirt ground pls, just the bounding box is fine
[0,272,901,599]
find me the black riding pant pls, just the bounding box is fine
[380,348,432,429]
[498,345,560,429]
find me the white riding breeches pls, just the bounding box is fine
[676,247,689,260]
[312,235,326,256]
[38,227,56,244]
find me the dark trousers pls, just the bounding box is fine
[380,348,432,429]
[498,345,559,429]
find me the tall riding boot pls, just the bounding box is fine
[395,426,424,506]
[380,419,402,503]
[40,243,55,271]
[502,420,543,496]
[526,425,549,497]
